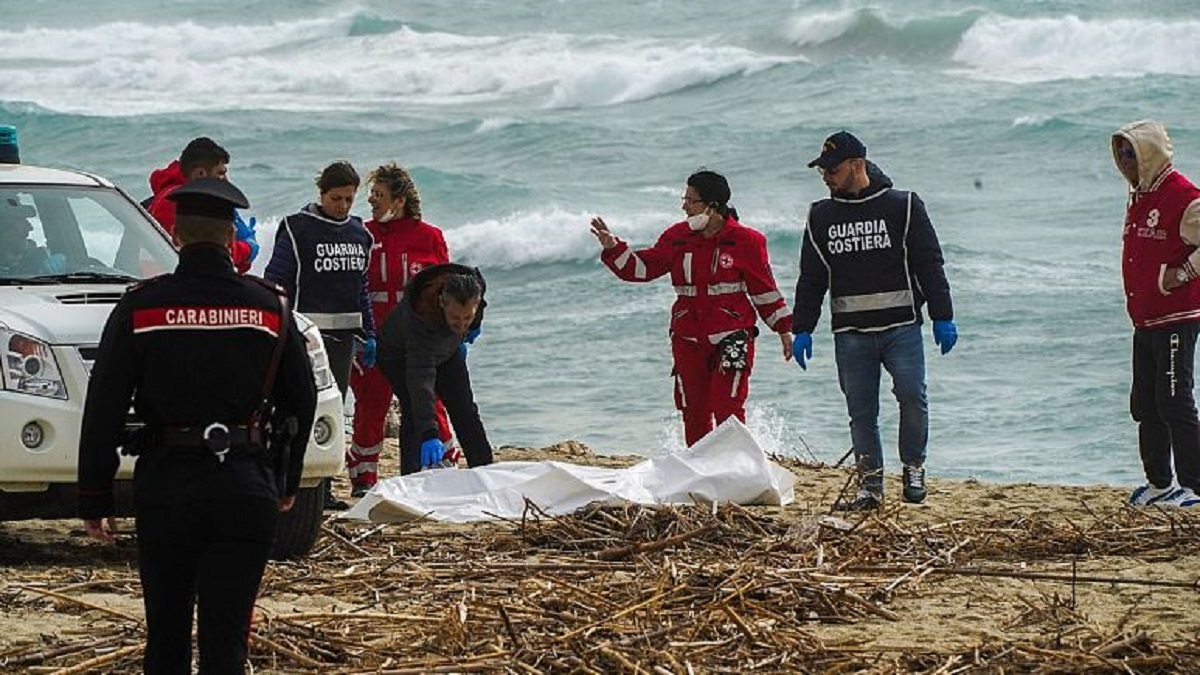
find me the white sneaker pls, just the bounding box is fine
[1128,483,1176,506]
[1153,487,1200,508]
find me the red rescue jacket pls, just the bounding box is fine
[365,215,450,328]
[601,216,792,343]
[147,160,254,274]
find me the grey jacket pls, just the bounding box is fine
[377,263,485,440]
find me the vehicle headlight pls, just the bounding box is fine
[303,324,336,391]
[1,330,68,399]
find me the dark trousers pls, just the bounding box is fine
[321,329,356,497]
[1131,322,1200,490]
[379,351,494,475]
[134,456,278,674]
[320,329,357,400]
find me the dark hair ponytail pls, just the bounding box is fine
[687,169,737,220]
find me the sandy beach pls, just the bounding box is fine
[2,440,1198,673]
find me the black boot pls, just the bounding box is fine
[323,478,349,511]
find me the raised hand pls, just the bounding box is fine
[589,216,618,250]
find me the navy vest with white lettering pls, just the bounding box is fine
[274,208,372,331]
[807,189,918,332]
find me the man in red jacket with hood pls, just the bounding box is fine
[1116,119,1200,509]
[148,137,257,273]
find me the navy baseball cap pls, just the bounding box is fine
[807,131,867,169]
[167,177,249,220]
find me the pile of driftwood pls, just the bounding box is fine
[3,461,1200,673]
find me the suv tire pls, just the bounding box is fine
[270,484,324,560]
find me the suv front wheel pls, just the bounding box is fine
[271,484,324,560]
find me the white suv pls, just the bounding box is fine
[0,162,343,558]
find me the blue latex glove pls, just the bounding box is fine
[42,253,67,274]
[792,332,813,370]
[465,326,481,344]
[234,212,260,262]
[233,211,257,241]
[420,437,445,468]
[933,320,958,355]
[458,341,469,360]
[361,336,377,368]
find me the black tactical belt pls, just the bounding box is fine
[145,423,263,463]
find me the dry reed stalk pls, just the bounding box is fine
[0,637,119,667]
[50,643,141,674]
[257,611,441,622]
[250,632,324,668]
[12,585,143,625]
[49,578,141,594]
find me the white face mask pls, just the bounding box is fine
[686,212,709,231]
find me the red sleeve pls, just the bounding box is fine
[232,240,252,274]
[148,193,176,235]
[599,227,676,283]
[741,228,792,333]
[435,228,450,264]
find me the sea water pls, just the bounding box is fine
[4,0,1199,486]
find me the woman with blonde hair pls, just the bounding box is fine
[346,163,463,495]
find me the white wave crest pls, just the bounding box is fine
[784,9,864,47]
[446,206,668,268]
[954,15,1200,82]
[236,202,801,275]
[476,117,517,133]
[1011,114,1053,128]
[444,204,802,269]
[0,14,795,116]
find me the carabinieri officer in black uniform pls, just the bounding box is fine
[77,177,317,673]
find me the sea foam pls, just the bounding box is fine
[954,15,1200,82]
[782,7,1200,82]
[0,12,793,116]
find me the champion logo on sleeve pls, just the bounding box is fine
[133,306,281,337]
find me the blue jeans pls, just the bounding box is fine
[834,323,928,494]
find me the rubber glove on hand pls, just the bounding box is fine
[361,336,377,368]
[234,211,257,241]
[465,326,481,344]
[792,332,813,370]
[933,320,958,355]
[234,212,260,262]
[420,437,445,468]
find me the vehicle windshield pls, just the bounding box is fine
[0,185,177,283]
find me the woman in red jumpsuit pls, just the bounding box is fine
[590,170,793,446]
[347,163,458,496]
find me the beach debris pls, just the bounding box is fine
[2,450,1199,672]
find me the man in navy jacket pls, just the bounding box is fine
[792,131,957,511]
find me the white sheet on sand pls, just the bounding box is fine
[343,417,796,523]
